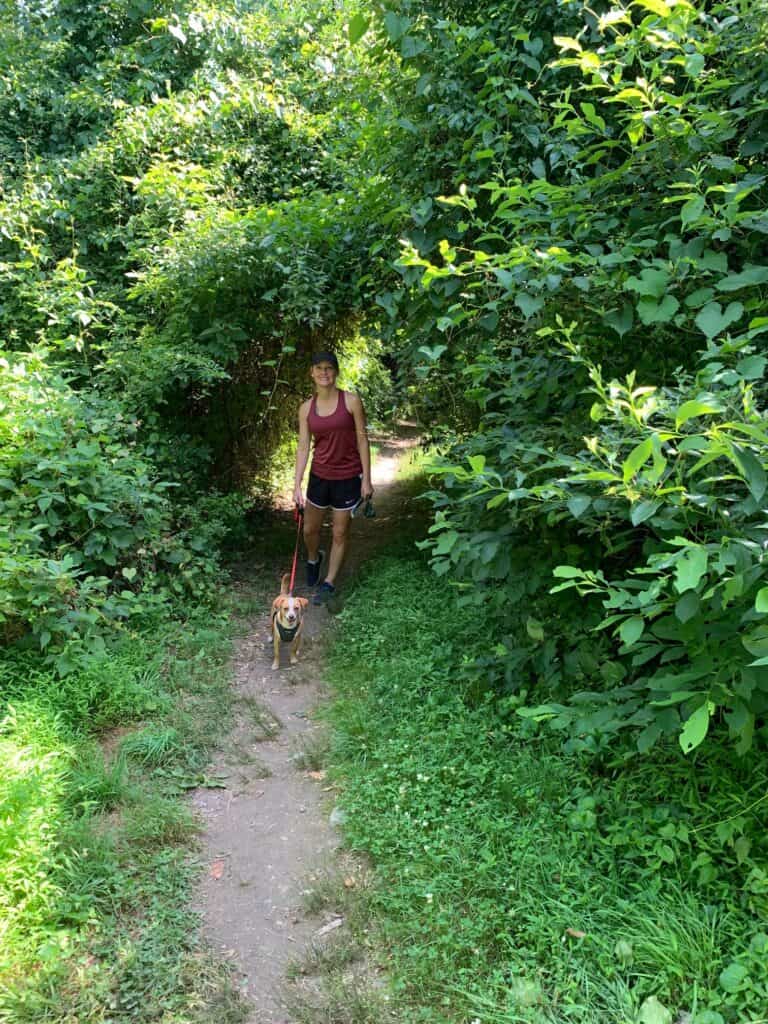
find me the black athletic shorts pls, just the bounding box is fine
[306,472,362,511]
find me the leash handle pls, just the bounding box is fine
[288,505,303,595]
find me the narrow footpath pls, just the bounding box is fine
[191,431,421,1023]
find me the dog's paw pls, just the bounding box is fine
[290,655,299,665]
[271,660,279,670]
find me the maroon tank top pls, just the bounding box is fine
[308,390,363,480]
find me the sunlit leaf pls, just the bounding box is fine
[348,12,369,44]
[679,703,711,754]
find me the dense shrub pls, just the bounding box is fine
[0,351,241,671]
[368,0,768,754]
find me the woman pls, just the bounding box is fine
[293,351,374,605]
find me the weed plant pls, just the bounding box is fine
[0,601,248,1022]
[325,558,768,1024]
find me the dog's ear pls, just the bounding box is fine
[297,597,309,609]
[272,596,286,610]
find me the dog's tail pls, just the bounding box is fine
[280,572,290,595]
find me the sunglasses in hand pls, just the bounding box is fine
[351,496,376,519]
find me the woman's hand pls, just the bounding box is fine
[362,477,374,500]
[293,485,305,509]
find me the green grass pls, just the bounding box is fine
[323,557,768,1024]
[0,603,249,1023]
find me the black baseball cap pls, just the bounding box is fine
[311,351,339,370]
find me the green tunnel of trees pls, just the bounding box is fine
[2,0,768,1019]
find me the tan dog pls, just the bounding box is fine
[271,573,308,670]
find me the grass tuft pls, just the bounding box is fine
[291,729,331,771]
[120,725,184,767]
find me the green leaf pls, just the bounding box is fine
[675,590,700,623]
[680,196,705,225]
[552,565,585,578]
[638,995,673,1024]
[418,345,447,362]
[633,0,671,16]
[401,35,428,58]
[637,720,663,752]
[624,267,669,298]
[637,295,679,325]
[755,587,768,613]
[719,962,749,993]
[684,52,705,77]
[736,354,767,379]
[631,499,661,525]
[675,398,724,428]
[731,445,767,503]
[679,702,711,754]
[526,617,544,642]
[742,625,768,658]
[695,301,744,338]
[383,11,410,41]
[674,546,708,593]
[623,438,653,482]
[553,35,582,51]
[684,286,715,308]
[434,530,458,555]
[603,302,634,337]
[515,292,544,318]
[348,12,370,44]
[716,265,768,291]
[609,87,647,105]
[479,311,499,333]
[619,616,644,646]
[580,102,606,130]
[567,494,591,518]
[734,835,751,864]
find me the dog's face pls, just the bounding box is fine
[273,594,308,628]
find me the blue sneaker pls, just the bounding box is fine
[313,581,336,606]
[306,549,324,588]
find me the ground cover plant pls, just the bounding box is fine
[325,556,768,1024]
[0,603,248,1022]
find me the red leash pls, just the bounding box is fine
[288,505,304,595]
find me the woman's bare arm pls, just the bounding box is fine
[294,399,312,506]
[348,393,373,499]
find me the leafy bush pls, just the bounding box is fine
[422,329,768,754]
[367,0,768,754]
[0,346,254,671]
[0,351,174,667]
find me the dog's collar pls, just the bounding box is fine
[273,612,300,642]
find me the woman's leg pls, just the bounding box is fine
[325,508,352,586]
[303,501,325,562]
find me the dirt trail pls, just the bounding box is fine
[192,431,421,1023]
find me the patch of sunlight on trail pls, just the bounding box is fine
[374,452,399,485]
